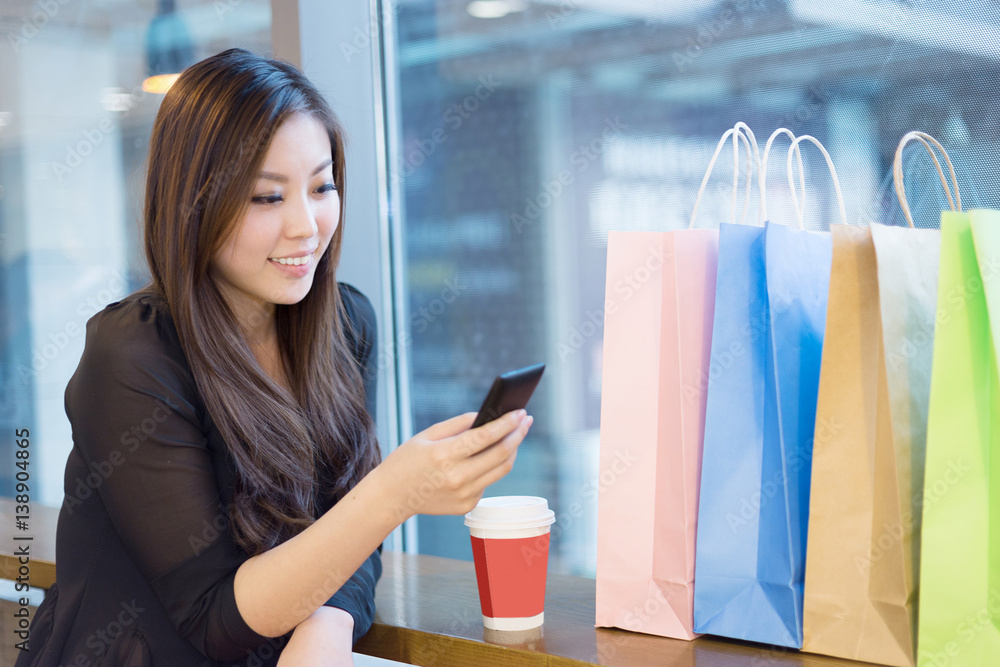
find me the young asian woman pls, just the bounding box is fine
[15,48,532,667]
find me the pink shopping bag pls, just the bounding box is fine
[595,126,754,639]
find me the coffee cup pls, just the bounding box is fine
[464,496,555,631]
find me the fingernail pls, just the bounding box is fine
[526,416,533,427]
[517,409,527,419]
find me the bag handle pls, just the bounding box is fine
[732,121,762,224]
[786,135,848,229]
[689,124,756,229]
[760,128,805,223]
[893,131,961,228]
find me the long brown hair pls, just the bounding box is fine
[142,48,380,555]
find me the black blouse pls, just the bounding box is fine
[15,282,381,667]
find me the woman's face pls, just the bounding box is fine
[211,112,339,330]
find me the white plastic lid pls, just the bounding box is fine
[464,496,555,531]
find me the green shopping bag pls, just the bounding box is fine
[917,209,1000,666]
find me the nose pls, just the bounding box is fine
[284,189,320,239]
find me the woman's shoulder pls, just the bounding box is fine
[83,286,183,361]
[71,286,198,407]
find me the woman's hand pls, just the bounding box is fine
[377,409,533,521]
[276,606,355,667]
[234,410,531,640]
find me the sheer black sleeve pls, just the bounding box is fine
[65,296,275,661]
[325,283,382,642]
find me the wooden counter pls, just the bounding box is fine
[355,552,877,666]
[0,498,58,590]
[0,500,883,666]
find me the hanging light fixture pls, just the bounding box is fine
[143,0,194,94]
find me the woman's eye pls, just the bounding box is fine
[252,194,283,206]
[252,183,334,205]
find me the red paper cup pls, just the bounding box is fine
[465,496,555,631]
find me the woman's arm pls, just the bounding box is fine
[68,295,528,658]
[234,407,532,637]
[323,548,380,643]
[277,606,355,667]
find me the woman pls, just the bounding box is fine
[16,48,531,666]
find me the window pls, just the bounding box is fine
[385,0,1000,575]
[0,0,272,506]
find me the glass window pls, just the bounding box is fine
[0,0,272,506]
[385,0,1000,575]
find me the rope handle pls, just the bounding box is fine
[786,135,848,229]
[893,131,961,228]
[690,124,755,229]
[731,122,763,225]
[760,128,805,223]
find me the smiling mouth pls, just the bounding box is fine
[268,254,313,266]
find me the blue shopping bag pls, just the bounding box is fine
[693,220,832,648]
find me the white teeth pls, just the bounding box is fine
[270,255,311,266]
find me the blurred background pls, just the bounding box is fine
[1,0,998,578]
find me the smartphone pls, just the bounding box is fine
[470,363,545,429]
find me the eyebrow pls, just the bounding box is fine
[258,158,334,184]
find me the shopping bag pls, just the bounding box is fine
[595,127,753,640]
[801,225,935,665]
[916,209,1000,666]
[802,132,950,666]
[693,134,836,648]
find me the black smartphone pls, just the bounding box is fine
[470,363,545,429]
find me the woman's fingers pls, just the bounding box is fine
[473,417,532,494]
[466,435,522,495]
[421,412,477,440]
[460,414,531,483]
[391,410,532,517]
[452,409,526,458]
